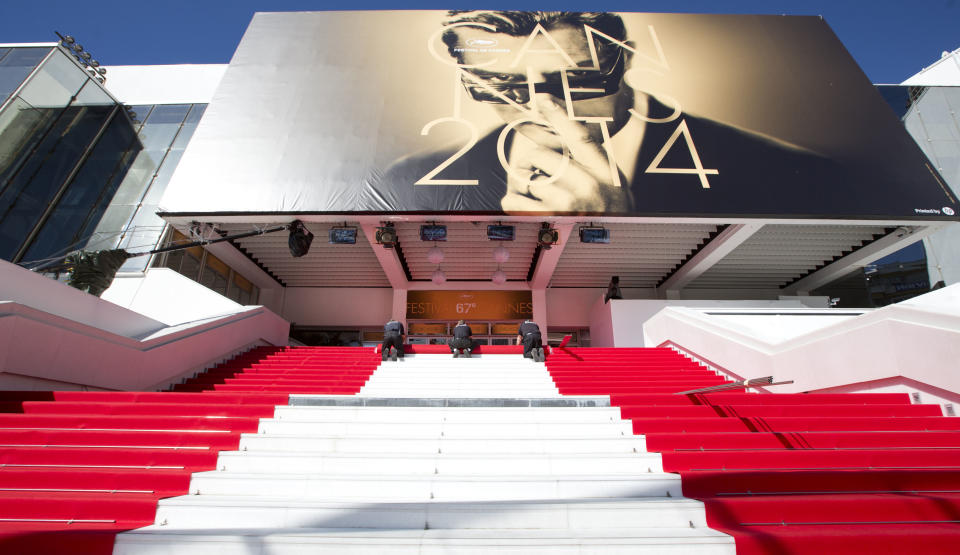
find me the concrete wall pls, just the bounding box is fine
[0,258,289,391]
[587,296,832,347]
[643,284,960,410]
[546,288,603,328]
[103,268,248,327]
[1,260,164,339]
[281,287,393,327]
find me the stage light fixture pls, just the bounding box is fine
[579,226,611,244]
[537,223,559,249]
[288,220,314,257]
[487,224,515,241]
[376,224,397,248]
[328,226,357,245]
[420,224,447,241]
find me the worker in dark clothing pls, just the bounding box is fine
[448,320,473,358]
[604,275,623,303]
[381,319,405,362]
[516,319,545,362]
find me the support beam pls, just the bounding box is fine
[529,223,575,289]
[660,223,764,294]
[360,222,408,289]
[391,289,407,323]
[782,225,940,295]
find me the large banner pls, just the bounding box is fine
[159,10,958,220]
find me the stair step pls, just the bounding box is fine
[115,527,735,554]
[271,406,625,423]
[152,496,709,530]
[256,420,635,438]
[238,434,649,454]
[186,472,685,501]
[213,451,664,474]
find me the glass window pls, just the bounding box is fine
[152,229,259,303]
[83,202,137,251]
[170,122,198,151]
[144,104,190,125]
[183,103,206,124]
[106,149,160,204]
[179,250,202,280]
[128,105,153,127]
[117,203,165,272]
[163,248,185,274]
[17,50,87,109]
[0,96,59,184]
[141,149,184,205]
[137,122,181,151]
[0,86,115,261]
[22,111,141,264]
[0,47,52,104]
[200,252,229,295]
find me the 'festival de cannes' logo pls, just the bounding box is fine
[466,38,498,47]
[944,206,956,216]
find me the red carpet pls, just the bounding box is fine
[0,346,380,554]
[6,344,959,553]
[546,347,960,554]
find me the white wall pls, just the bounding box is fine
[103,268,249,326]
[1,259,163,339]
[546,288,603,328]
[0,258,290,391]
[587,296,832,347]
[103,64,228,105]
[281,287,393,327]
[0,301,289,391]
[642,285,960,408]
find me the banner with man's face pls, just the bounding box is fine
[159,10,958,220]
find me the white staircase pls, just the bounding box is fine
[357,354,563,397]
[113,354,735,554]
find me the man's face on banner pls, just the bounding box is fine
[453,25,633,147]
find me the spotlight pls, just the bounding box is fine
[287,220,314,257]
[62,35,76,45]
[376,223,397,248]
[80,51,92,61]
[537,223,558,249]
[97,67,107,75]
[89,60,99,67]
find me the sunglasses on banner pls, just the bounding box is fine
[460,48,625,105]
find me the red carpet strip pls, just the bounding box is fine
[0,346,381,554]
[546,347,960,554]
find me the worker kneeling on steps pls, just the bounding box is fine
[381,319,405,362]
[449,320,473,358]
[517,319,545,362]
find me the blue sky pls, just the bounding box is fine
[2,1,958,83]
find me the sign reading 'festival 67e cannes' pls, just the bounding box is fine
[158,10,958,220]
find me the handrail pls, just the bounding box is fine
[676,376,794,395]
